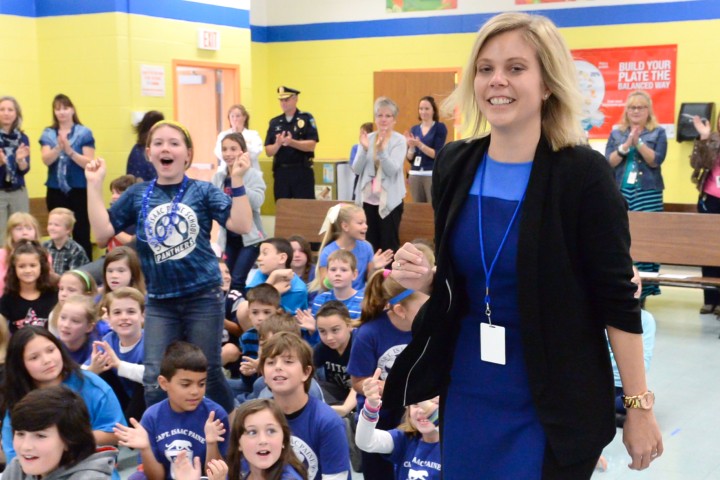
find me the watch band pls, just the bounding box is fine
[622,390,654,409]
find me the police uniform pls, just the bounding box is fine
[265,86,319,200]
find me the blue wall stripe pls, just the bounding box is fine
[0,0,250,28]
[0,0,36,17]
[251,0,720,43]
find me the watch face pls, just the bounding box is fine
[640,392,655,409]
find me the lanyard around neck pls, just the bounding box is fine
[477,156,527,325]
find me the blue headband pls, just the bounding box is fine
[388,289,414,306]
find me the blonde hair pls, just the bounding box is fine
[48,208,76,230]
[444,12,585,151]
[619,90,659,132]
[4,212,41,254]
[58,295,98,330]
[310,203,364,292]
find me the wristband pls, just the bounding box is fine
[231,186,246,198]
[617,144,629,157]
[637,138,645,147]
[364,401,382,414]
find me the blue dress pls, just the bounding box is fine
[443,155,546,478]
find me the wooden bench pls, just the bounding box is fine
[274,199,435,248]
[29,197,49,237]
[628,211,720,289]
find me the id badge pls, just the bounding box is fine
[480,323,506,365]
[414,156,422,167]
[627,170,637,185]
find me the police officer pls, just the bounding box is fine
[264,86,319,200]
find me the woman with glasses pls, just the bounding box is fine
[605,90,667,302]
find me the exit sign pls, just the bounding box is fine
[198,29,220,50]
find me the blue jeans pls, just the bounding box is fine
[143,286,235,412]
[225,242,260,294]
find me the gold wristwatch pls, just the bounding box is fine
[622,390,655,410]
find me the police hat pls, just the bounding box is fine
[277,86,300,99]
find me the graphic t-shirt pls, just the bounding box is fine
[141,397,229,480]
[0,290,57,333]
[286,396,350,480]
[109,179,231,299]
[387,430,441,480]
[313,331,353,400]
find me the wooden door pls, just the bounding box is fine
[173,61,238,182]
[374,70,457,202]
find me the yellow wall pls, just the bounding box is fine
[257,19,720,205]
[0,12,252,204]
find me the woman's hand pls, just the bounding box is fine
[85,158,107,186]
[16,143,29,162]
[362,368,383,409]
[629,126,642,147]
[692,115,711,140]
[376,131,387,153]
[405,133,420,148]
[623,409,663,470]
[391,242,433,294]
[58,133,73,156]
[359,130,369,151]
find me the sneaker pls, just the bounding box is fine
[700,304,715,314]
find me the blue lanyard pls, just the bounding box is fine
[477,157,527,325]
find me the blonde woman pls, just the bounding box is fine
[605,90,668,301]
[385,12,662,478]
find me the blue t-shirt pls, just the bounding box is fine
[347,312,411,411]
[39,124,95,189]
[109,179,230,299]
[386,430,441,480]
[311,289,364,320]
[140,397,229,480]
[2,370,126,461]
[286,396,350,480]
[318,240,374,290]
[247,271,309,313]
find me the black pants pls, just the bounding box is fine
[46,187,92,259]
[363,202,403,253]
[698,192,720,305]
[541,445,600,479]
[273,165,315,201]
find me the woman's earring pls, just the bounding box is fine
[543,93,550,101]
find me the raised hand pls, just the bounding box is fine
[114,418,150,450]
[359,130,369,151]
[692,115,711,140]
[362,368,383,408]
[231,151,251,178]
[84,157,108,186]
[204,410,226,444]
[372,248,394,270]
[87,342,114,374]
[173,450,202,480]
[295,309,316,333]
[205,459,229,480]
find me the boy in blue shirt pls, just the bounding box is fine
[261,332,350,480]
[114,341,229,480]
[237,237,309,329]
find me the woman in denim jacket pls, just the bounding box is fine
[605,90,668,301]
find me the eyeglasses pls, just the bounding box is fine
[627,106,648,112]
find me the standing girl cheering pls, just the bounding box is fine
[86,120,252,413]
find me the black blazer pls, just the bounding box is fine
[383,135,641,465]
